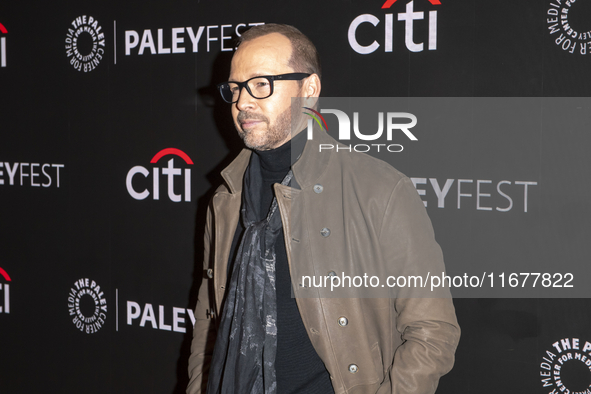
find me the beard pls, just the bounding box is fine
[236,106,292,151]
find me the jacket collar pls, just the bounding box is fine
[220,148,251,194]
[291,123,333,190]
[220,123,334,194]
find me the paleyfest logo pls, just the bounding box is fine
[547,0,591,55]
[540,338,591,393]
[303,107,417,153]
[65,15,106,72]
[123,22,264,56]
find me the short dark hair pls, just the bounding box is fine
[238,24,321,80]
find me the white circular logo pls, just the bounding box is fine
[540,338,591,393]
[546,0,591,55]
[67,278,107,334]
[65,15,106,72]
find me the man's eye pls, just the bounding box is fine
[255,81,269,88]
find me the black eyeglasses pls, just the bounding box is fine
[217,73,311,103]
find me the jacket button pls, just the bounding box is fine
[348,364,359,374]
[338,316,348,327]
[313,184,324,193]
[320,228,331,237]
[207,268,213,278]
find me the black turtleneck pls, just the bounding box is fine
[256,137,293,220]
[226,132,334,394]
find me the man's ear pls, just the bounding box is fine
[302,73,321,99]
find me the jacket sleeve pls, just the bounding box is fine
[187,205,217,394]
[380,177,461,394]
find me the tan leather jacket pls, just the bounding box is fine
[188,129,460,394]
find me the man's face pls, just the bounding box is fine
[229,33,303,151]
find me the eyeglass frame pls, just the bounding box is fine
[217,72,311,103]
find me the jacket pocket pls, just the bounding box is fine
[371,341,385,384]
[341,341,383,392]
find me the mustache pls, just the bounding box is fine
[236,111,269,124]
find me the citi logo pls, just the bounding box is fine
[0,267,11,314]
[126,148,193,202]
[304,107,417,153]
[348,0,440,54]
[1,22,7,67]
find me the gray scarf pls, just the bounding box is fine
[207,153,293,394]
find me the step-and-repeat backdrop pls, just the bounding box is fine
[1,1,590,393]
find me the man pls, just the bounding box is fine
[188,24,460,394]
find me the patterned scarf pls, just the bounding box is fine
[207,153,293,394]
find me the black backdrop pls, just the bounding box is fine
[1,1,591,393]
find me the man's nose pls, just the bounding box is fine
[235,86,256,111]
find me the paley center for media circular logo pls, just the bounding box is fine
[67,278,107,334]
[540,337,591,393]
[65,15,106,72]
[546,0,591,55]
